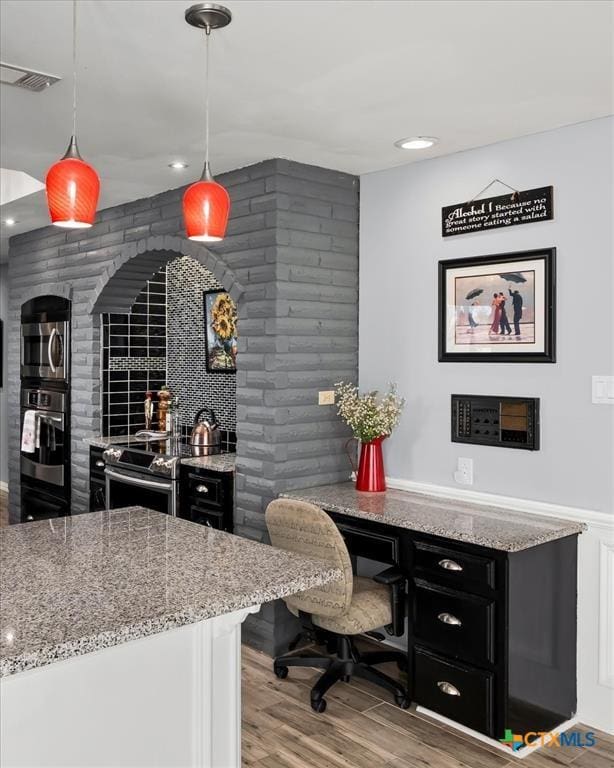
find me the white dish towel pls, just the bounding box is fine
[21,410,38,453]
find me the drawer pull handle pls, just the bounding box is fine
[95,460,105,467]
[196,484,209,494]
[437,681,461,697]
[438,612,462,626]
[438,558,463,572]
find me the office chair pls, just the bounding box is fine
[265,498,409,713]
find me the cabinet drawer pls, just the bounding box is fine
[414,580,495,665]
[90,449,106,479]
[414,648,494,736]
[336,523,399,565]
[90,479,106,512]
[187,473,223,509]
[414,540,496,589]
[189,505,225,530]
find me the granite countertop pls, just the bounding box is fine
[85,436,236,473]
[0,507,341,677]
[181,453,237,472]
[282,483,586,552]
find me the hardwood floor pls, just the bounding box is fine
[241,644,614,768]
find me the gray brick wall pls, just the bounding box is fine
[7,158,359,654]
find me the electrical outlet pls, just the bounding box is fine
[318,390,335,406]
[454,457,473,485]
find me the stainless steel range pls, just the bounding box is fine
[103,438,226,517]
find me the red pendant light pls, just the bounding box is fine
[46,0,100,229]
[183,4,232,242]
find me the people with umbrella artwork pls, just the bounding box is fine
[454,271,533,344]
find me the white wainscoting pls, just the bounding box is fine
[386,477,614,735]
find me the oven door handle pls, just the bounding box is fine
[104,467,172,493]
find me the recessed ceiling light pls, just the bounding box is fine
[169,161,188,170]
[4,218,17,226]
[394,136,439,150]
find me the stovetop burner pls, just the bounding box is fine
[103,437,232,480]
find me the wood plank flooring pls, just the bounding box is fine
[1,494,611,767]
[242,644,614,768]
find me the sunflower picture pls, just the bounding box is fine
[203,290,238,372]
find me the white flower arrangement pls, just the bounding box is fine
[334,382,405,444]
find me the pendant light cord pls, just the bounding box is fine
[72,0,78,138]
[204,27,211,171]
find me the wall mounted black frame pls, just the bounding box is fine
[438,248,556,363]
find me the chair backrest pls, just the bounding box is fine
[265,498,354,618]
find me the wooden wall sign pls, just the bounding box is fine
[442,186,553,238]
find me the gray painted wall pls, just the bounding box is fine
[7,158,358,653]
[0,264,8,487]
[359,117,613,514]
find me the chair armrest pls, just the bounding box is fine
[373,568,406,637]
[373,567,404,586]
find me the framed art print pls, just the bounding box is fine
[203,289,238,373]
[438,248,556,363]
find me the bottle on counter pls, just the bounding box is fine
[144,391,154,430]
[158,386,172,433]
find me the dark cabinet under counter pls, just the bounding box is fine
[282,483,584,743]
[179,465,233,532]
[89,446,107,512]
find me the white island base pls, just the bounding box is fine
[1,605,260,768]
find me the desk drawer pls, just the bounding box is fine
[414,540,496,589]
[414,648,494,736]
[414,580,495,665]
[336,522,399,565]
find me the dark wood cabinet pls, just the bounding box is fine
[89,447,106,511]
[324,508,578,741]
[179,465,233,532]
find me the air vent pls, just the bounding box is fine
[0,62,60,92]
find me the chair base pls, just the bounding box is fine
[273,635,410,713]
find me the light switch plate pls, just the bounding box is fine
[318,390,335,406]
[592,376,614,404]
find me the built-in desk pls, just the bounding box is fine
[283,483,586,741]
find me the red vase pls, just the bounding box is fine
[356,436,386,492]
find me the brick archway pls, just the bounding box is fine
[88,235,244,315]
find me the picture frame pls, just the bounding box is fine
[203,289,238,374]
[438,248,556,363]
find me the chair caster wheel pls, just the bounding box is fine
[274,665,288,679]
[395,694,410,710]
[311,697,327,713]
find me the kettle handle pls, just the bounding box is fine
[194,407,217,425]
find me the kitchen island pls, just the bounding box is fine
[0,507,340,768]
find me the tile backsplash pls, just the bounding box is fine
[101,257,237,440]
[167,256,237,431]
[101,269,167,436]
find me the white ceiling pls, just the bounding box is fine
[0,0,612,261]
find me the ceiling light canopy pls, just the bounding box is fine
[46,1,100,229]
[182,3,231,243]
[394,136,439,150]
